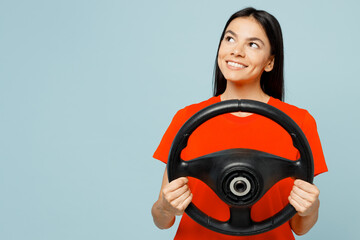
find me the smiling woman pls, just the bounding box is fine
[151,7,327,240]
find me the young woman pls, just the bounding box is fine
[151,7,328,240]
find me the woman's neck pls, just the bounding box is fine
[220,81,270,117]
[220,80,270,103]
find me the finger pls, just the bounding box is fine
[181,193,193,209]
[288,195,306,214]
[294,180,320,195]
[171,188,192,207]
[166,177,189,192]
[292,185,318,203]
[289,189,311,209]
[175,193,193,215]
[172,183,189,195]
[166,184,190,202]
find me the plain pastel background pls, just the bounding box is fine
[0,0,359,239]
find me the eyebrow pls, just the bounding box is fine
[224,30,265,46]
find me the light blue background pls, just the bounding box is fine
[1,0,359,239]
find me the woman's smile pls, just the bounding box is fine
[226,60,248,69]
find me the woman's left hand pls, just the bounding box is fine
[288,179,320,217]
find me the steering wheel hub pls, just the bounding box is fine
[220,167,261,206]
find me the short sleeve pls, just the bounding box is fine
[153,108,187,164]
[301,112,328,176]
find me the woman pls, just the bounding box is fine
[151,7,328,239]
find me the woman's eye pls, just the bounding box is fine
[250,42,259,48]
[225,36,235,42]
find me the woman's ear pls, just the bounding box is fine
[265,56,275,72]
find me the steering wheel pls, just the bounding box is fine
[167,99,314,236]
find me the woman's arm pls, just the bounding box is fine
[151,169,193,229]
[289,179,321,235]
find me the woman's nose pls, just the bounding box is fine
[232,44,245,57]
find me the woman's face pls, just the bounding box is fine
[217,17,274,84]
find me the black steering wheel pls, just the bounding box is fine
[167,99,314,236]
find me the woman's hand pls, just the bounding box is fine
[152,170,193,229]
[288,179,320,217]
[288,179,321,235]
[160,177,193,216]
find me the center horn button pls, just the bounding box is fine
[220,167,261,206]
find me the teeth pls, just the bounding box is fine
[227,61,246,68]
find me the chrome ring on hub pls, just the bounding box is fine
[229,177,251,197]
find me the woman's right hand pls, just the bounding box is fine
[160,177,193,216]
[152,169,193,229]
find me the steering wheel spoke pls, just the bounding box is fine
[228,206,253,227]
[178,153,219,191]
[254,153,303,195]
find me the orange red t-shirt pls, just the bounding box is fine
[153,96,328,240]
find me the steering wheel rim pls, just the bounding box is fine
[167,99,314,236]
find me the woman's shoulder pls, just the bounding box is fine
[177,96,220,118]
[269,97,315,127]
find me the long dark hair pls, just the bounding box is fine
[213,7,284,101]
